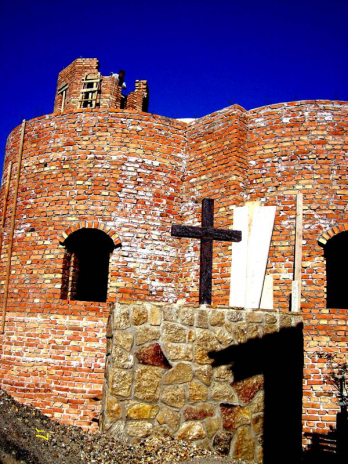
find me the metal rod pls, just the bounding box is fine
[1,120,26,333]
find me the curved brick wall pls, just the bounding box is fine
[1,109,186,305]
[0,109,186,426]
[0,100,346,441]
[247,101,348,312]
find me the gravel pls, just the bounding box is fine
[0,389,238,464]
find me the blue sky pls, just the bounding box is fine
[0,0,347,169]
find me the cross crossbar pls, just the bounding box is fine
[171,225,241,242]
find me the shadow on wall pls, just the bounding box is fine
[303,409,348,464]
[209,324,304,464]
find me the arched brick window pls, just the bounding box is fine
[61,228,116,302]
[323,230,348,309]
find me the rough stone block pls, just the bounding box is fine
[188,381,208,402]
[233,375,264,404]
[135,343,171,369]
[210,310,225,326]
[163,362,193,384]
[179,306,195,326]
[220,404,251,431]
[115,331,133,351]
[135,326,160,345]
[156,406,180,431]
[232,426,255,461]
[114,307,130,329]
[125,401,159,419]
[213,431,232,455]
[163,306,178,322]
[132,305,148,325]
[164,342,192,361]
[149,306,162,326]
[211,382,237,402]
[194,329,220,364]
[183,403,214,420]
[177,421,206,441]
[112,345,134,369]
[126,421,153,438]
[134,365,162,401]
[194,364,212,386]
[206,417,221,438]
[162,385,186,408]
[196,309,209,328]
[111,368,132,397]
[105,394,122,421]
[162,322,186,343]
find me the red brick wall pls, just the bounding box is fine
[53,58,100,112]
[180,105,248,304]
[0,109,186,427]
[247,101,348,312]
[303,309,348,440]
[0,95,347,440]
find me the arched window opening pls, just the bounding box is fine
[324,231,348,309]
[61,228,116,302]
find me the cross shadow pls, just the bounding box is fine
[209,323,304,464]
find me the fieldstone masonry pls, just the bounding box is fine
[101,302,302,461]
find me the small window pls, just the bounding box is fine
[78,73,101,108]
[61,228,115,302]
[324,231,348,309]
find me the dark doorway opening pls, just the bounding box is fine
[61,228,116,302]
[324,231,348,309]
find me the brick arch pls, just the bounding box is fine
[58,221,121,247]
[318,224,348,246]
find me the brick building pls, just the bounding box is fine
[0,58,347,459]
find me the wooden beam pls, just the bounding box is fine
[292,192,303,312]
[171,225,241,242]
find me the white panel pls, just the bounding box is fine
[245,206,276,308]
[260,274,274,310]
[229,207,249,307]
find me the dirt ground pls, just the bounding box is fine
[0,389,238,464]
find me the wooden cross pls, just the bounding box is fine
[171,198,242,304]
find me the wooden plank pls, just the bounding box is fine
[291,281,300,313]
[245,205,276,308]
[260,274,274,310]
[292,193,303,312]
[230,206,249,307]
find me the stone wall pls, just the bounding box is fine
[101,302,303,462]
